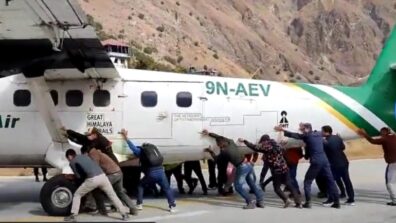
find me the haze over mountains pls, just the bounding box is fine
[79,0,396,85]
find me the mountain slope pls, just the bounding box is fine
[79,0,396,84]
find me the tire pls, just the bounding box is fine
[40,174,77,216]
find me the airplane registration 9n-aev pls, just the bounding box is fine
[0,0,395,217]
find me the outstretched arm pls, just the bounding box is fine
[238,138,261,152]
[64,129,89,145]
[120,129,141,156]
[357,129,384,145]
[274,125,305,140]
[204,146,218,160]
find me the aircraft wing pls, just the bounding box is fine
[0,0,119,80]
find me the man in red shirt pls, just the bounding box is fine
[358,127,396,206]
[284,147,304,194]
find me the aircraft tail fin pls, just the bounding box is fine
[365,25,396,91]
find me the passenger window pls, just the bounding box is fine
[141,91,157,107]
[176,92,192,107]
[50,90,58,105]
[13,90,31,107]
[66,90,83,107]
[93,90,110,107]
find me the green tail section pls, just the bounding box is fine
[365,25,396,91]
[335,25,396,134]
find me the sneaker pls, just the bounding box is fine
[130,207,138,216]
[136,204,143,210]
[169,206,177,213]
[302,202,312,209]
[208,184,217,190]
[121,213,129,221]
[295,203,303,209]
[322,200,334,207]
[256,201,265,208]
[243,202,256,209]
[331,203,341,209]
[283,199,292,208]
[345,200,356,206]
[64,215,76,222]
[386,202,396,206]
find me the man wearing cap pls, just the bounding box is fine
[275,123,340,209]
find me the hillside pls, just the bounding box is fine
[79,0,395,84]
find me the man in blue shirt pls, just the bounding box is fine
[275,123,340,208]
[120,129,177,213]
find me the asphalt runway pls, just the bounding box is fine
[0,159,395,222]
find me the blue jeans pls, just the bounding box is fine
[304,162,339,204]
[234,163,264,204]
[137,167,176,208]
[288,164,300,193]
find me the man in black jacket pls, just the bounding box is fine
[202,129,264,209]
[322,125,355,205]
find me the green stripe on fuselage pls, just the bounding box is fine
[296,83,379,135]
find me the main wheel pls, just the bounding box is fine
[40,174,77,216]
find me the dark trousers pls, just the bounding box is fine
[259,161,270,183]
[317,171,346,196]
[288,164,300,193]
[273,172,301,204]
[184,161,208,193]
[208,159,217,187]
[331,164,354,202]
[34,167,48,180]
[165,164,185,193]
[217,161,228,193]
[108,171,135,209]
[304,162,339,204]
[138,167,176,208]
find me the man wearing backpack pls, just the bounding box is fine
[120,129,177,213]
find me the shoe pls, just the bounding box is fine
[283,199,291,208]
[386,202,396,206]
[208,184,218,190]
[345,200,355,206]
[256,201,265,208]
[121,213,129,221]
[340,193,346,199]
[169,206,177,213]
[243,202,256,209]
[331,203,341,209]
[130,207,138,216]
[64,215,76,222]
[322,200,334,207]
[302,202,311,209]
[317,192,327,198]
[260,183,266,192]
[136,204,143,210]
[295,203,303,209]
[188,179,198,194]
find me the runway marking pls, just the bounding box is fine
[134,210,210,222]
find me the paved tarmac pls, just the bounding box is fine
[0,159,395,222]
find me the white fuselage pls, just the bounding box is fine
[0,68,358,167]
